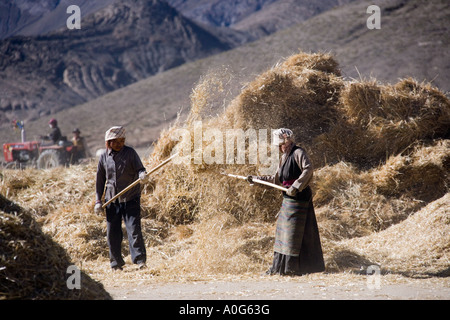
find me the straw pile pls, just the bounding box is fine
[220,52,343,158]
[313,139,449,240]
[315,78,450,167]
[1,51,449,288]
[0,193,111,299]
[326,193,450,277]
[140,51,449,277]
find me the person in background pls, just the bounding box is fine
[71,128,90,162]
[247,128,325,276]
[94,126,148,270]
[40,118,62,144]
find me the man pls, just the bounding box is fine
[41,118,62,144]
[94,126,147,270]
[71,128,90,162]
[248,128,325,276]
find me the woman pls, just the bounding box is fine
[249,128,325,275]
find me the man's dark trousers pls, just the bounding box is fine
[106,197,146,268]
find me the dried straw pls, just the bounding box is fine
[1,51,449,287]
[315,77,450,167]
[326,193,449,276]
[0,194,111,299]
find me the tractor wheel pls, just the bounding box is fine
[4,161,19,169]
[37,150,62,169]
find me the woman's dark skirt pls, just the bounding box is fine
[267,195,325,276]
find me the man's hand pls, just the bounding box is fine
[139,171,148,182]
[94,201,103,214]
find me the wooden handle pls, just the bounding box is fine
[252,178,288,192]
[102,153,178,208]
[222,173,288,192]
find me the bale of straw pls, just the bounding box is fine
[313,140,448,241]
[220,52,343,152]
[282,52,342,76]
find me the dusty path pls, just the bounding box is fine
[103,273,449,300]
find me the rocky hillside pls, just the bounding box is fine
[0,0,231,121]
[1,0,356,41]
[167,0,356,39]
[0,0,117,39]
[0,0,448,156]
[0,0,358,126]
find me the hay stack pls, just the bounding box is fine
[373,139,450,202]
[326,193,450,276]
[144,52,345,223]
[0,194,111,299]
[140,50,450,276]
[315,78,450,167]
[312,140,449,240]
[0,164,98,216]
[221,52,343,156]
[312,162,419,240]
[139,50,450,277]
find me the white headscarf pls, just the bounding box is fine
[272,128,294,146]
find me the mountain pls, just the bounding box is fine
[0,0,357,124]
[0,0,232,122]
[167,0,356,38]
[0,0,117,39]
[1,0,448,157]
[1,0,357,43]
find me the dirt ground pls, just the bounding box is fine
[102,272,449,300]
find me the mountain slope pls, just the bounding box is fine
[0,0,359,125]
[1,0,448,156]
[0,0,117,39]
[167,0,356,38]
[0,0,231,121]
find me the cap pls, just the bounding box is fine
[105,126,126,141]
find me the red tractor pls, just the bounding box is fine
[3,139,78,169]
[3,120,88,169]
